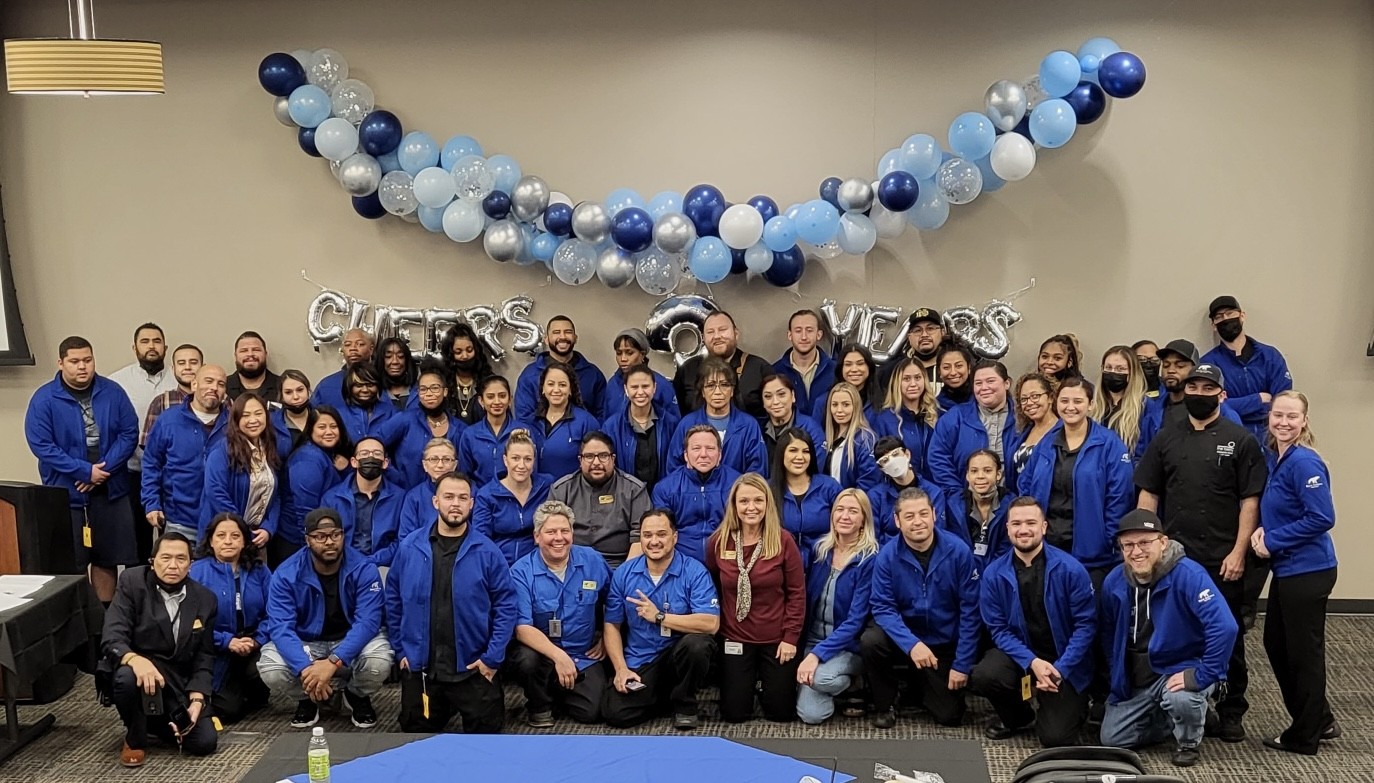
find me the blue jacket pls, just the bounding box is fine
[668,407,768,476]
[927,401,1020,497]
[189,558,271,690]
[1137,394,1243,461]
[515,352,609,423]
[605,550,719,668]
[980,545,1097,691]
[320,477,407,567]
[942,490,1013,578]
[1017,421,1134,569]
[872,406,936,483]
[779,474,842,554]
[200,441,282,539]
[141,399,228,528]
[602,368,679,421]
[396,479,439,545]
[24,374,138,506]
[870,476,947,543]
[1260,444,1337,578]
[772,349,837,419]
[458,416,534,487]
[869,532,982,674]
[265,547,384,675]
[603,402,682,489]
[1100,548,1238,702]
[649,465,742,563]
[336,400,399,450]
[1201,338,1293,442]
[822,427,882,494]
[509,545,612,668]
[310,369,347,411]
[804,546,874,662]
[534,406,602,479]
[764,413,829,473]
[382,406,465,491]
[281,443,347,546]
[385,524,517,672]
[471,473,555,564]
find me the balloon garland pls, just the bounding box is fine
[259,40,1145,294]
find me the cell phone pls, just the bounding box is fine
[142,687,163,716]
[625,679,646,691]
[168,704,193,736]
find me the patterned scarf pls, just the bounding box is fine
[733,532,766,622]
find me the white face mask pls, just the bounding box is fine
[880,454,911,479]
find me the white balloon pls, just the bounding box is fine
[717,204,764,250]
[836,214,878,255]
[870,202,907,239]
[314,117,358,162]
[442,200,484,242]
[990,133,1037,181]
[413,166,456,209]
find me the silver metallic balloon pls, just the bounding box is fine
[510,175,550,222]
[645,295,720,367]
[424,309,463,357]
[499,296,544,355]
[338,153,382,197]
[836,178,874,212]
[970,301,1023,359]
[306,290,352,347]
[984,79,1029,132]
[596,246,637,289]
[864,305,903,362]
[483,218,524,263]
[820,299,864,352]
[386,308,426,348]
[306,48,349,93]
[571,202,611,244]
[872,317,910,364]
[330,78,375,125]
[462,305,505,361]
[936,158,983,206]
[653,212,697,255]
[942,305,982,348]
[272,96,295,127]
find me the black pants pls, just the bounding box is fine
[859,626,965,726]
[1264,567,1337,753]
[717,638,799,723]
[266,536,302,570]
[602,633,715,728]
[1200,561,1248,720]
[214,651,270,725]
[969,648,1088,747]
[111,666,217,755]
[503,642,605,723]
[128,471,153,563]
[398,670,504,733]
[1242,551,1271,628]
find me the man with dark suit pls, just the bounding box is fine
[101,532,218,767]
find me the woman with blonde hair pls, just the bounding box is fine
[1089,346,1148,460]
[1251,391,1339,755]
[472,429,555,565]
[705,473,806,723]
[795,488,880,724]
[873,356,940,481]
[821,382,881,493]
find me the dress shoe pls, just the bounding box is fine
[120,743,146,768]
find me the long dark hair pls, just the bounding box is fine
[768,427,819,506]
[834,343,877,405]
[226,393,280,472]
[195,512,262,570]
[374,337,418,388]
[536,360,585,417]
[440,323,493,380]
[308,404,354,459]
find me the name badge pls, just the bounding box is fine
[722,551,736,559]
[598,495,614,505]
[724,641,744,656]
[1021,674,1033,701]
[82,524,92,548]
[973,543,988,557]
[548,619,563,639]
[582,580,597,590]
[192,618,204,630]
[235,592,243,611]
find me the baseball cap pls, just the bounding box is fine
[304,508,343,534]
[1183,363,1225,389]
[1117,509,1164,537]
[1156,339,1199,364]
[907,308,943,329]
[613,328,651,355]
[1208,295,1241,319]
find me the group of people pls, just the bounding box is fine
[24,294,1337,771]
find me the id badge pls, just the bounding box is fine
[82,524,92,549]
[235,592,243,611]
[660,620,672,638]
[1021,674,1033,701]
[548,618,563,639]
[973,543,988,557]
[724,641,744,656]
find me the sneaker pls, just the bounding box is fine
[527,709,555,729]
[345,691,378,729]
[871,709,897,729]
[673,712,699,731]
[291,699,320,729]
[983,720,1031,740]
[1171,745,1200,767]
[1218,714,1246,743]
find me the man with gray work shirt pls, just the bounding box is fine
[549,431,650,568]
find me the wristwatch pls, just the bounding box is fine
[654,611,665,624]
[328,653,345,668]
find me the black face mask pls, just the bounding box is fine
[1183,393,1220,420]
[1101,372,1129,394]
[1216,318,1243,343]
[152,572,183,593]
[943,382,972,404]
[357,457,385,481]
[283,401,310,415]
[1140,364,1160,391]
[452,357,478,374]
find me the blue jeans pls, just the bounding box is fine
[1100,674,1214,750]
[796,650,862,724]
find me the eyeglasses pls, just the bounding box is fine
[1120,536,1163,553]
[355,450,386,460]
[1017,392,1047,405]
[579,452,614,463]
[702,381,733,390]
[423,455,457,465]
[307,531,344,544]
[418,384,445,394]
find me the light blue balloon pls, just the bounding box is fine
[604,188,646,217]
[974,155,1006,193]
[442,199,484,242]
[762,215,798,252]
[784,203,803,221]
[906,181,949,230]
[948,112,996,161]
[877,148,903,178]
[1030,99,1077,148]
[688,237,732,284]
[417,205,445,233]
[1039,51,1083,98]
[531,231,559,262]
[515,224,539,266]
[647,191,683,219]
[900,134,942,180]
[487,154,522,194]
[286,84,330,128]
[397,132,439,176]
[440,135,483,170]
[743,242,773,273]
[1076,37,1121,72]
[377,150,401,174]
[413,167,455,209]
[795,199,841,245]
[836,213,878,255]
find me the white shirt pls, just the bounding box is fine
[108,363,179,471]
[159,583,188,634]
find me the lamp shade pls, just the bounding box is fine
[4,38,163,95]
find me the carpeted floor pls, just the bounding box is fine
[3,615,1371,783]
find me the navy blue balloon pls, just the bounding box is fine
[877,171,919,212]
[730,248,748,275]
[544,202,574,237]
[358,110,403,156]
[747,195,780,224]
[819,177,842,210]
[352,193,386,220]
[1097,52,1146,99]
[1065,81,1107,124]
[482,190,512,220]
[297,126,321,157]
[611,207,655,253]
[1009,113,1033,140]
[763,246,805,287]
[683,184,726,237]
[258,52,306,97]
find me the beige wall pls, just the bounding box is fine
[2,0,1372,594]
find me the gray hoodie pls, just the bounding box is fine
[1124,540,1202,691]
